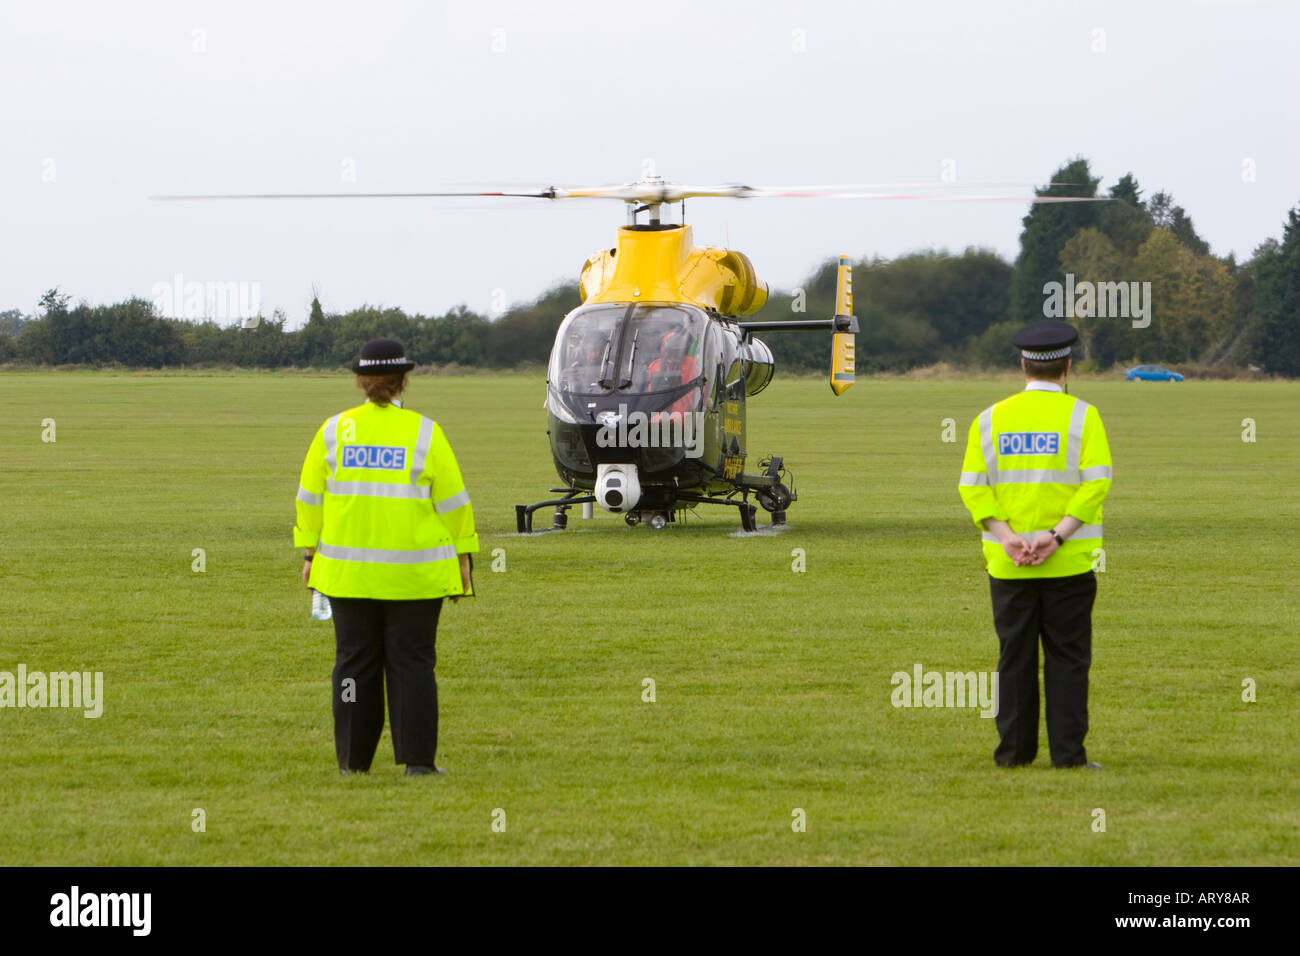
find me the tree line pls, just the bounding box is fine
[3,158,1298,376]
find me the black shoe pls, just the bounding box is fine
[405,765,447,776]
[339,768,369,775]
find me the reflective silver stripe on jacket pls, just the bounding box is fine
[323,414,341,476]
[435,489,470,513]
[297,486,323,506]
[958,472,989,486]
[325,480,431,499]
[981,524,1103,544]
[1064,399,1090,477]
[978,407,998,483]
[1080,465,1112,481]
[409,416,435,486]
[316,542,458,564]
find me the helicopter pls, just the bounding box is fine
[156,173,1104,533]
[517,178,859,534]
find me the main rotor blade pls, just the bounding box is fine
[539,181,1104,201]
[152,184,1108,204]
[747,192,1109,202]
[151,189,566,201]
[739,181,1084,193]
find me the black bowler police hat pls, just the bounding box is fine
[351,338,415,374]
[1013,320,1079,361]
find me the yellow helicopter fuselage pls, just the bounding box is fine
[577,224,768,317]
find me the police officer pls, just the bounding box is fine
[958,321,1112,769]
[293,338,477,776]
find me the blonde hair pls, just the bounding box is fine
[355,371,408,406]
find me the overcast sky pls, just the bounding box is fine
[3,0,1297,327]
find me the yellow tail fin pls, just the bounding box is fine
[830,255,856,395]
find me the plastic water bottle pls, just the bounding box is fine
[311,589,332,621]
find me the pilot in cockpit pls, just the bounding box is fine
[646,323,701,416]
[565,328,609,388]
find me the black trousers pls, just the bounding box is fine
[328,596,443,771]
[988,571,1096,768]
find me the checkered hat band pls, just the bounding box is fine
[357,357,409,366]
[1021,346,1071,361]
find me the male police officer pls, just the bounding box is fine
[958,320,1112,769]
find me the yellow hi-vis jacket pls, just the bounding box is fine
[293,400,479,599]
[959,382,1112,579]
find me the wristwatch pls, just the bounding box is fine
[303,551,314,561]
[1050,530,1065,546]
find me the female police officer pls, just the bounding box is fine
[293,338,477,776]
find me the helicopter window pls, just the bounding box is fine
[549,303,706,396]
[636,315,703,393]
[551,308,622,393]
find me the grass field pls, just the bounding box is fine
[1,370,1297,866]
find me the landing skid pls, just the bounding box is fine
[515,458,794,534]
[515,488,597,534]
[515,484,788,534]
[675,492,762,532]
[514,486,763,534]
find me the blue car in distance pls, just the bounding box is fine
[1126,364,1184,382]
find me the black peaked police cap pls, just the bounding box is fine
[1013,320,1079,361]
[352,337,415,374]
